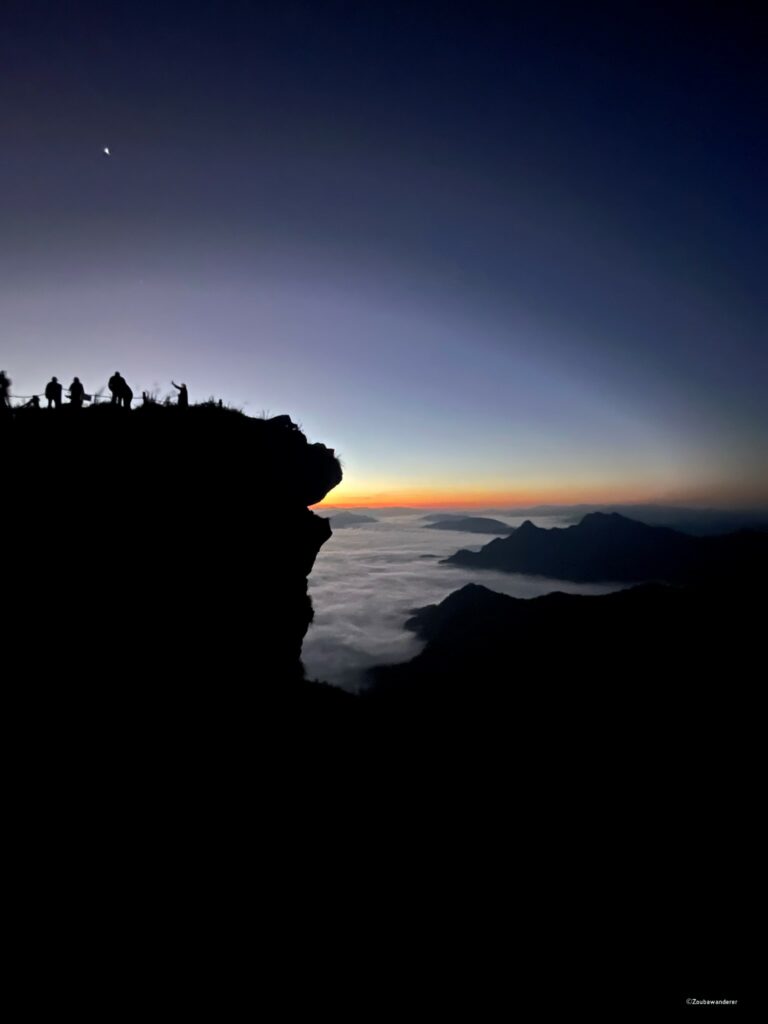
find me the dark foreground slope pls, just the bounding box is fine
[4,403,348,702]
[5,408,756,1005]
[368,579,764,707]
[365,575,762,999]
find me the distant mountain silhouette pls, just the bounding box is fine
[324,511,378,527]
[444,511,767,583]
[424,516,514,534]
[6,402,347,698]
[325,506,416,517]
[420,512,465,522]
[491,503,768,536]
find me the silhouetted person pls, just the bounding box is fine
[45,377,63,409]
[172,381,188,409]
[0,371,11,411]
[24,395,40,409]
[108,371,133,408]
[68,377,85,408]
[108,372,123,405]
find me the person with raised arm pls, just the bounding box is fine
[171,381,189,409]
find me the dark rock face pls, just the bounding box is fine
[445,511,767,583]
[5,404,342,689]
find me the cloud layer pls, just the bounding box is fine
[303,513,622,690]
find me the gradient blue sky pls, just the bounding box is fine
[2,2,766,505]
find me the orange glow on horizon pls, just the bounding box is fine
[313,479,768,510]
[314,483,673,509]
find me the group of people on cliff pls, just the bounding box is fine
[0,370,189,411]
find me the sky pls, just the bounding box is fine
[2,1,766,506]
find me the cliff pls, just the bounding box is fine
[4,402,344,694]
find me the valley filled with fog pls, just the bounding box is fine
[304,512,623,690]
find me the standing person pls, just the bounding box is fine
[45,377,63,409]
[108,372,124,405]
[171,381,188,409]
[68,377,85,408]
[108,372,133,408]
[0,370,11,410]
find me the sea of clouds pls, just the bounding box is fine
[303,512,623,691]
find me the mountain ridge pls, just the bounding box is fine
[444,511,766,583]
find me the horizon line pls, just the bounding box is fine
[314,497,768,511]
